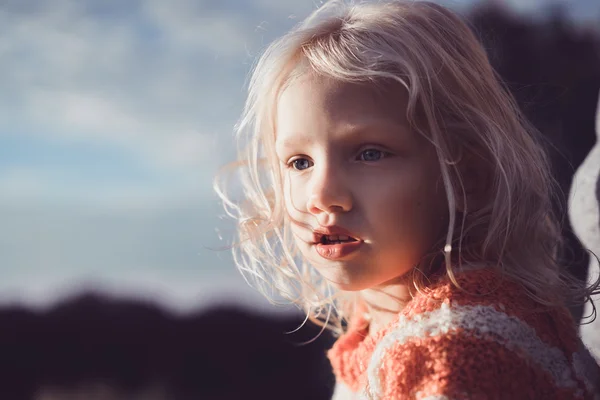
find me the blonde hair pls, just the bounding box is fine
[215,0,600,335]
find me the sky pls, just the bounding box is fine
[1,0,599,314]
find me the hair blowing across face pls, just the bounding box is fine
[215,0,600,334]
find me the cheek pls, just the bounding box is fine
[282,175,308,215]
[361,174,445,233]
[359,178,421,213]
[282,178,295,214]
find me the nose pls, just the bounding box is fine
[306,164,353,218]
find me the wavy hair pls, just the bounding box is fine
[215,0,600,335]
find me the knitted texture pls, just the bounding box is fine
[327,268,599,399]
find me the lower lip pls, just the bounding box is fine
[315,241,363,260]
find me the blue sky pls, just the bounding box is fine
[1,0,598,313]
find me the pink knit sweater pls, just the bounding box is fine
[328,268,599,399]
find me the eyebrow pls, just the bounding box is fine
[277,119,409,149]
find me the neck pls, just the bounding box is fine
[360,255,446,336]
[360,276,414,337]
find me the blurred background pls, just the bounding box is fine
[1,0,599,399]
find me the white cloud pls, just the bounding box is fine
[0,0,255,171]
[22,87,220,170]
[140,0,258,58]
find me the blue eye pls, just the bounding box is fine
[291,158,313,171]
[359,149,385,162]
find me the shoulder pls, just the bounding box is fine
[364,268,590,399]
[365,302,584,399]
[405,267,578,347]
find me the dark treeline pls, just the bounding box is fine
[0,295,336,399]
[1,4,599,400]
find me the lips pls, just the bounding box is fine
[312,226,363,260]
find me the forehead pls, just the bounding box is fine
[275,73,410,139]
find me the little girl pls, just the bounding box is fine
[216,1,600,398]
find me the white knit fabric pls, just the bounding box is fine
[364,303,582,400]
[331,381,363,400]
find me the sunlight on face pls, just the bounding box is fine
[275,73,448,291]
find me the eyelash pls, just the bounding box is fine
[286,148,391,171]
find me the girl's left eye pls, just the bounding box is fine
[358,149,387,162]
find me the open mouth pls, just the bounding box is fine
[314,232,362,260]
[318,234,359,245]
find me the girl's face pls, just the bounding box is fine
[275,73,448,291]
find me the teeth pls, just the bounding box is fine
[321,234,353,244]
[325,235,349,241]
